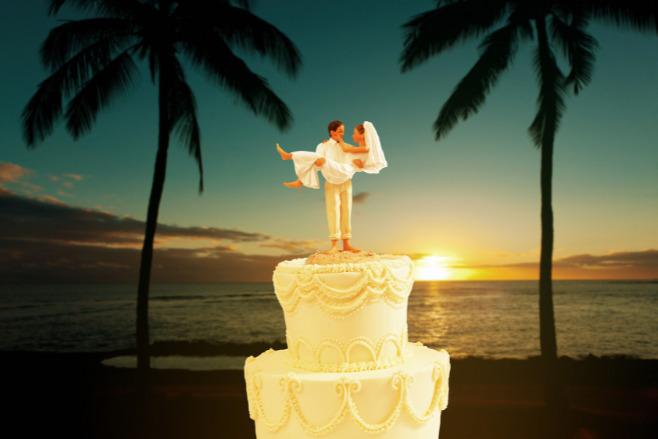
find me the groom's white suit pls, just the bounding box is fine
[316,139,353,241]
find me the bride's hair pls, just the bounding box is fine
[328,120,343,134]
[355,124,365,135]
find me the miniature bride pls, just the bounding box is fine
[276,121,386,189]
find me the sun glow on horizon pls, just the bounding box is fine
[414,255,455,281]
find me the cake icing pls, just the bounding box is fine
[245,345,449,438]
[274,255,412,371]
[245,254,450,438]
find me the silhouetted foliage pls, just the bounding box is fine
[22,3,301,431]
[401,0,658,415]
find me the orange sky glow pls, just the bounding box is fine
[412,252,658,281]
[2,175,656,284]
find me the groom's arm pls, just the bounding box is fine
[315,142,328,167]
[339,140,369,154]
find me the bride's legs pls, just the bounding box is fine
[276,143,292,160]
[283,178,302,188]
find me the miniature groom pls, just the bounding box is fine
[316,120,360,254]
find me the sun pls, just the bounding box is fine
[414,255,453,281]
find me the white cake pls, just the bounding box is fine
[244,254,450,438]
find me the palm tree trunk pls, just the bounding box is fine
[137,58,172,366]
[535,16,568,414]
[136,53,171,438]
[136,123,169,376]
[539,117,562,404]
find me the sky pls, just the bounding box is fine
[1,0,657,283]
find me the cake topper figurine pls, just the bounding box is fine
[277,120,387,254]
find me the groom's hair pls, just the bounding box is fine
[328,120,343,134]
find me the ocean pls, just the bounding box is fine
[1,280,656,364]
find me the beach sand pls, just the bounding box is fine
[3,350,657,439]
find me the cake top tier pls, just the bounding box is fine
[304,251,382,266]
[273,254,414,317]
[275,252,412,274]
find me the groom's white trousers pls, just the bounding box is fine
[324,179,352,240]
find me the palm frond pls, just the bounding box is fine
[22,75,65,147]
[232,0,253,10]
[171,1,300,78]
[128,40,158,82]
[48,0,98,15]
[199,3,301,78]
[22,36,127,145]
[400,0,510,72]
[41,18,135,69]
[64,49,138,138]
[166,56,204,192]
[549,14,597,95]
[582,0,658,34]
[147,46,159,83]
[181,36,293,131]
[48,0,142,18]
[529,27,566,149]
[433,21,527,140]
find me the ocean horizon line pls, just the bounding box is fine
[2,278,657,286]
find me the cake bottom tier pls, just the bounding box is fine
[244,344,450,439]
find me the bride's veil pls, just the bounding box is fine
[363,121,387,174]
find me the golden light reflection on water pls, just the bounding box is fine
[408,280,452,354]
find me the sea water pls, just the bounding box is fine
[1,281,656,362]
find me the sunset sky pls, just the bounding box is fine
[1,0,657,283]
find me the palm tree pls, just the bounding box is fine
[400,0,657,411]
[23,0,300,387]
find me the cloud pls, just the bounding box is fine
[2,189,654,283]
[0,162,31,183]
[0,162,42,192]
[39,194,67,205]
[353,192,370,204]
[0,190,306,283]
[2,163,88,200]
[483,250,658,271]
[548,250,658,278]
[460,250,658,280]
[63,173,84,182]
[0,190,270,248]
[57,190,74,197]
[260,237,325,253]
[0,237,291,283]
[554,250,658,269]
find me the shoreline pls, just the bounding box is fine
[3,350,657,438]
[7,339,657,361]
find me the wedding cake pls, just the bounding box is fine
[244,252,450,438]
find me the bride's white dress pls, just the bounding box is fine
[289,121,387,189]
[290,151,354,189]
